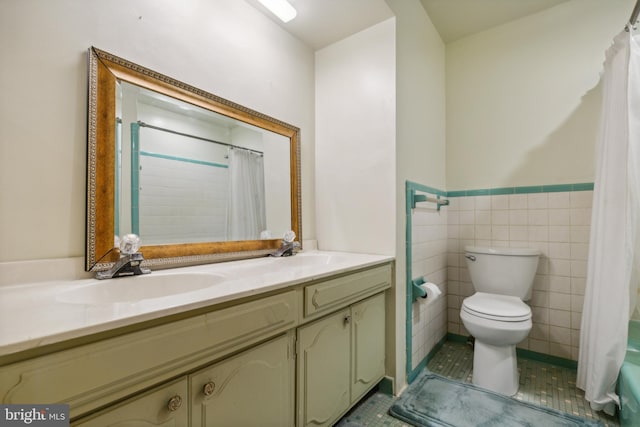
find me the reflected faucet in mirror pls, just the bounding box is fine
[96,234,151,279]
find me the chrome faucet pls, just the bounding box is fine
[96,234,151,279]
[270,230,300,257]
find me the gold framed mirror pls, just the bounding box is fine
[86,47,301,271]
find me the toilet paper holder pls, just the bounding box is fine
[411,277,427,301]
[411,277,442,302]
[411,277,428,301]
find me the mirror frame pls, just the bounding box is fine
[86,47,301,271]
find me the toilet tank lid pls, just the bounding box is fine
[464,246,540,257]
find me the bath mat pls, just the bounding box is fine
[389,372,603,427]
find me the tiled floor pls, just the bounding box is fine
[336,341,620,426]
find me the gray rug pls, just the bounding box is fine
[389,372,604,427]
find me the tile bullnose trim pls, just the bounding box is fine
[445,182,594,197]
[406,180,447,197]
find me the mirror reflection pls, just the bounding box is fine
[115,81,291,246]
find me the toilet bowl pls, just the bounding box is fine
[460,292,532,395]
[460,246,540,396]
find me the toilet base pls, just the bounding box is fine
[472,340,519,396]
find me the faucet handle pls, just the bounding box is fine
[119,234,141,255]
[283,230,296,244]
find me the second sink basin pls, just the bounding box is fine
[273,252,351,266]
[57,272,226,305]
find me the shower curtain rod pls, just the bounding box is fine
[137,121,264,156]
[627,0,640,30]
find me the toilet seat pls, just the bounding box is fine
[462,292,531,322]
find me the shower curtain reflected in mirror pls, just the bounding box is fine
[227,148,267,241]
[577,29,640,416]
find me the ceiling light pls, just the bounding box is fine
[257,0,297,23]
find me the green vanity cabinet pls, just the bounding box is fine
[0,290,298,420]
[189,332,295,427]
[297,308,352,427]
[351,292,386,401]
[1,261,392,426]
[303,264,391,321]
[74,333,295,427]
[297,292,386,427]
[72,378,189,426]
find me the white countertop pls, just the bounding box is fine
[0,251,393,358]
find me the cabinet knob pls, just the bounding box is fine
[343,315,352,325]
[167,395,182,412]
[203,381,216,396]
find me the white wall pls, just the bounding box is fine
[315,18,397,255]
[446,0,633,191]
[386,0,447,393]
[314,0,449,392]
[0,0,315,263]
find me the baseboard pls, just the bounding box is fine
[378,376,395,395]
[407,334,449,384]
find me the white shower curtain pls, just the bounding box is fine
[227,148,267,241]
[577,30,640,415]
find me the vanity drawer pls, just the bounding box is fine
[303,264,391,318]
[0,290,298,419]
[72,377,189,426]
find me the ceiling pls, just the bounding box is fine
[420,0,571,42]
[245,0,572,49]
[245,0,394,50]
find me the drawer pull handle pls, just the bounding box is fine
[203,381,216,396]
[167,395,182,412]
[344,315,352,325]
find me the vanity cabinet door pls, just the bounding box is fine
[190,332,295,427]
[71,378,188,427]
[296,293,387,427]
[297,308,352,427]
[351,292,386,402]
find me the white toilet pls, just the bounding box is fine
[459,246,540,396]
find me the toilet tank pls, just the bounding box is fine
[464,246,540,300]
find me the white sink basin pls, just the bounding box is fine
[57,272,226,304]
[273,252,351,266]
